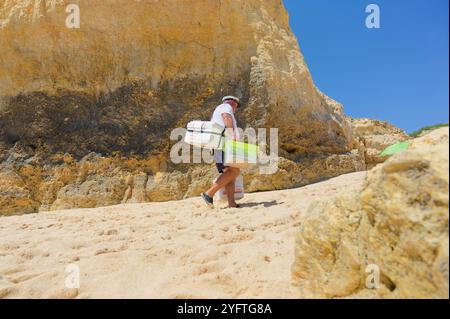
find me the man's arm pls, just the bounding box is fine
[221,113,237,140]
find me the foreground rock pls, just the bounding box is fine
[292,128,449,298]
[0,0,367,214]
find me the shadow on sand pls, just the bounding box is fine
[239,200,283,208]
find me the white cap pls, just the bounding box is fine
[222,96,240,104]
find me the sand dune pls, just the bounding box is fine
[0,171,366,299]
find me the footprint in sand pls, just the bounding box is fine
[0,286,14,298]
[9,272,42,284]
[70,256,80,262]
[217,233,254,245]
[71,243,86,250]
[0,266,26,276]
[94,243,128,256]
[211,273,235,286]
[47,288,79,299]
[161,234,172,240]
[193,262,223,276]
[201,233,214,240]
[163,249,175,256]
[104,229,119,236]
[94,248,111,256]
[18,250,37,260]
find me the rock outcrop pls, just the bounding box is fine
[292,128,449,298]
[351,118,409,169]
[0,167,40,216]
[0,0,368,214]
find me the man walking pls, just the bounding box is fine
[201,96,241,209]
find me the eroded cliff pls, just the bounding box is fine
[1,0,363,214]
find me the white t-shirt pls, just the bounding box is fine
[211,103,239,139]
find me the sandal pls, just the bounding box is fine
[201,192,214,208]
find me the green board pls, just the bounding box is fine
[380,141,410,157]
[223,140,259,167]
[224,140,258,154]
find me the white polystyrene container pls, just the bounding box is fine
[214,175,244,202]
[184,121,225,150]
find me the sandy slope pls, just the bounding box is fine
[0,171,366,299]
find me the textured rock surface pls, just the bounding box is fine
[51,176,128,210]
[292,128,449,298]
[0,167,40,216]
[351,118,409,168]
[0,0,354,156]
[1,0,365,214]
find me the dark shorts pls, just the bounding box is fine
[214,150,228,174]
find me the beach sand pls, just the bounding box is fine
[0,171,366,299]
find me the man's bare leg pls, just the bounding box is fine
[206,167,240,198]
[225,179,238,208]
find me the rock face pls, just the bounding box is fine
[0,168,40,216]
[351,118,409,169]
[292,128,449,298]
[0,0,364,214]
[0,0,355,156]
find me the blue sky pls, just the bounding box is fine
[283,0,449,133]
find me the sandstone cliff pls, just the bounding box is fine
[351,118,409,169]
[292,128,449,298]
[1,0,355,156]
[0,0,370,214]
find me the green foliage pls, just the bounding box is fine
[409,123,449,138]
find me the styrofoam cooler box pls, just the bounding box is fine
[214,175,244,202]
[184,121,225,150]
